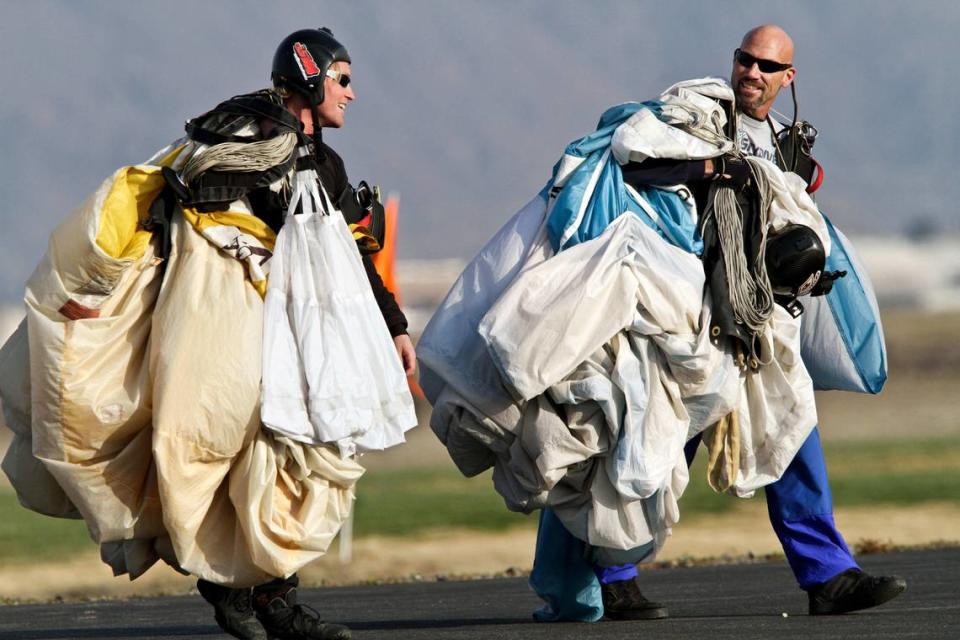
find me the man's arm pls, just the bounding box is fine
[332,145,416,374]
[622,157,750,190]
[622,158,711,187]
[362,256,415,375]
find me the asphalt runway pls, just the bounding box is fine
[0,548,956,640]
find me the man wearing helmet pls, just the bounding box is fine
[591,24,906,621]
[187,28,412,640]
[262,28,415,372]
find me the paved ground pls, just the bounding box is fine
[0,548,956,639]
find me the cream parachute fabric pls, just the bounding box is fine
[0,157,364,586]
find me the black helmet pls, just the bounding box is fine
[272,28,350,104]
[765,223,826,301]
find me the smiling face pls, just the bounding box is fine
[731,25,796,120]
[316,60,354,128]
[283,60,355,133]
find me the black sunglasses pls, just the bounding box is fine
[325,68,351,88]
[734,48,793,73]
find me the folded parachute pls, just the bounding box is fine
[0,116,411,585]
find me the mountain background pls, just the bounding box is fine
[1,0,957,306]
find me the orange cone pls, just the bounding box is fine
[370,195,400,303]
[371,195,424,399]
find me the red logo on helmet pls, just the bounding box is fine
[293,42,321,79]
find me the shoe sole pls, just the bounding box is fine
[604,608,670,621]
[809,578,907,615]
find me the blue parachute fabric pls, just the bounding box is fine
[529,509,604,622]
[630,184,702,253]
[802,213,887,393]
[569,102,646,157]
[545,101,702,255]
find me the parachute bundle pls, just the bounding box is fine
[0,119,411,584]
[418,78,886,618]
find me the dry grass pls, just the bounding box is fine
[0,308,958,602]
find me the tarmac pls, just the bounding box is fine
[0,547,956,640]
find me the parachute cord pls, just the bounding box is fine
[674,104,732,149]
[703,157,776,362]
[181,130,298,186]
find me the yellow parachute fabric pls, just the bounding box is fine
[178,206,276,298]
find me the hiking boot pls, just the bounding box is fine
[197,579,268,640]
[807,568,907,615]
[601,577,669,620]
[254,588,351,640]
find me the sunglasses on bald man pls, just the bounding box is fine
[325,68,351,88]
[734,48,793,73]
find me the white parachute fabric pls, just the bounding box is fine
[611,77,736,165]
[260,170,416,457]
[758,158,831,254]
[419,91,826,557]
[421,209,818,557]
[418,194,561,484]
[479,214,706,401]
[473,214,815,552]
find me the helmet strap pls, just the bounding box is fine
[308,91,325,162]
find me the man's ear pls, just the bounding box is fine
[782,67,797,89]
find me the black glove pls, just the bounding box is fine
[810,270,847,297]
[712,154,752,191]
[338,181,386,254]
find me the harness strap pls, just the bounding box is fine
[185,92,305,146]
[806,158,824,194]
[143,166,185,262]
[184,158,297,209]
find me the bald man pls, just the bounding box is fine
[592,25,906,620]
[724,24,906,616]
[732,25,796,125]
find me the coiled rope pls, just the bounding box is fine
[181,130,299,187]
[703,157,776,345]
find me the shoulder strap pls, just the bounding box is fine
[185,92,304,146]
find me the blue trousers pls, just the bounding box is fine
[753,426,859,588]
[596,426,858,589]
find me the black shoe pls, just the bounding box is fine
[254,588,351,640]
[197,579,268,640]
[807,568,907,615]
[601,577,669,620]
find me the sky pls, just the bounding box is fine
[1,0,957,305]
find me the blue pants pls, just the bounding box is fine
[754,427,859,588]
[596,426,858,589]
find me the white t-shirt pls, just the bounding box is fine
[736,113,784,163]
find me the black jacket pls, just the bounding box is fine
[247,141,409,337]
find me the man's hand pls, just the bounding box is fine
[811,270,847,297]
[393,334,416,376]
[711,154,752,191]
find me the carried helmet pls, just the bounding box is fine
[765,223,826,302]
[271,27,350,104]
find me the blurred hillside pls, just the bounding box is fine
[2,1,959,306]
[389,233,960,335]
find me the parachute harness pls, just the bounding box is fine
[703,156,776,367]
